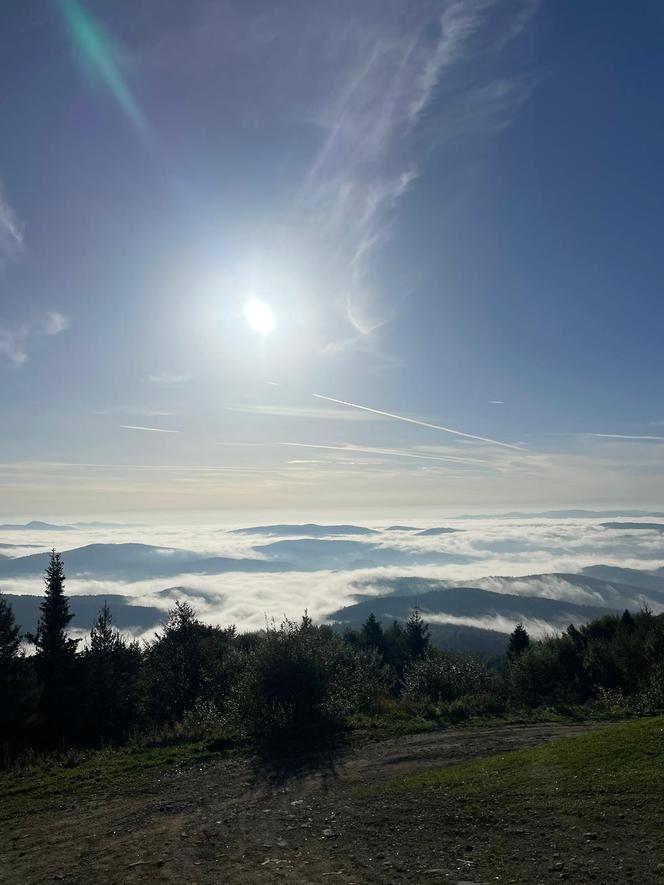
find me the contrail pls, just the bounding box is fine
[552,432,664,442]
[120,425,182,434]
[313,394,524,451]
[586,433,664,442]
[279,442,491,466]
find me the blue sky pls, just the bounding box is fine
[2,0,664,519]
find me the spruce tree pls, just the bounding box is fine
[83,602,141,745]
[0,594,21,665]
[405,607,430,660]
[508,622,530,658]
[27,551,79,744]
[0,594,33,750]
[89,602,121,657]
[361,613,386,656]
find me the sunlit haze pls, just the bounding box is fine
[2,2,664,521]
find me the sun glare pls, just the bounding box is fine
[244,297,275,335]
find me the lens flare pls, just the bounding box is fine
[58,0,145,132]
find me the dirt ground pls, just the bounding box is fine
[2,722,659,885]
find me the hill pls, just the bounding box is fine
[328,585,616,633]
[230,524,379,537]
[0,543,289,580]
[5,593,163,634]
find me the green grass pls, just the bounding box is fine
[389,715,664,802]
[346,710,439,740]
[0,739,227,819]
[3,712,655,823]
[347,704,588,741]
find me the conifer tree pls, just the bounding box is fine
[27,551,79,744]
[405,607,430,660]
[508,622,530,658]
[0,594,21,665]
[83,602,141,745]
[0,594,33,749]
[361,613,386,656]
[89,602,121,657]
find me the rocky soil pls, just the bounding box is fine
[4,722,658,884]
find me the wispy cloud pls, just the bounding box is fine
[298,0,539,338]
[278,441,492,467]
[120,425,182,434]
[489,400,505,405]
[42,311,70,335]
[0,311,70,365]
[138,2,537,356]
[146,372,193,385]
[0,326,28,365]
[0,182,24,265]
[313,394,524,451]
[221,404,382,422]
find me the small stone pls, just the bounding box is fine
[322,829,338,838]
[584,832,598,840]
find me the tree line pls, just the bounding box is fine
[1,551,664,761]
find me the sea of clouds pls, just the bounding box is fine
[2,514,664,640]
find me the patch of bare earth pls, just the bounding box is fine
[3,723,657,884]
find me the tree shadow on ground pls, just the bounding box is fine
[249,730,352,791]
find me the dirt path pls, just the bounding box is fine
[2,723,604,885]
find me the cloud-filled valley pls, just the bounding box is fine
[2,514,664,648]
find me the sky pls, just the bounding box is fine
[2,0,664,520]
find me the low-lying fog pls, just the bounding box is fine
[2,514,664,641]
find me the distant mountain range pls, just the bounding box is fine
[252,537,472,570]
[230,523,379,537]
[355,571,664,608]
[0,543,289,580]
[0,520,138,531]
[2,515,664,653]
[453,510,664,520]
[0,521,78,532]
[328,585,615,629]
[5,561,664,653]
[413,527,458,536]
[600,522,664,532]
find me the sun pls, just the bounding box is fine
[244,297,275,335]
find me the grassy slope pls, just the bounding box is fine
[392,715,664,800]
[3,715,662,830]
[0,740,223,819]
[365,717,664,882]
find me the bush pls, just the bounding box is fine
[232,616,380,741]
[401,650,497,714]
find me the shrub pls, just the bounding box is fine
[401,650,496,714]
[232,616,380,741]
